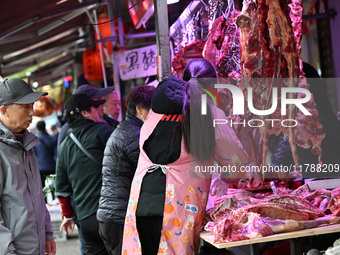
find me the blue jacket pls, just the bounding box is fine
[34,130,57,172]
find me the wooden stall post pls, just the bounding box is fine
[154,0,172,79]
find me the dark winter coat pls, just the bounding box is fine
[55,119,113,221]
[34,130,57,173]
[97,115,143,224]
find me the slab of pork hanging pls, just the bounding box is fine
[202,0,325,172]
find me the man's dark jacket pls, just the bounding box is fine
[55,119,113,221]
[97,115,143,224]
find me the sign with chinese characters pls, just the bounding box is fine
[118,44,157,81]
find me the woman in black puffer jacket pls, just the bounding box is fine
[97,85,155,255]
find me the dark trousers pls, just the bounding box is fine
[136,216,163,255]
[78,214,108,255]
[99,221,124,255]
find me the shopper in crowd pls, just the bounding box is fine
[55,94,113,255]
[57,84,116,146]
[34,120,57,188]
[57,84,115,255]
[0,78,56,254]
[50,124,60,140]
[97,85,155,255]
[103,90,121,126]
[121,59,250,255]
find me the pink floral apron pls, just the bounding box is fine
[122,108,250,255]
[121,110,210,255]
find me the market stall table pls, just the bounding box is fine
[200,223,340,255]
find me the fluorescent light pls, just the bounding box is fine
[167,0,179,4]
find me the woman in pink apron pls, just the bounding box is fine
[122,59,250,255]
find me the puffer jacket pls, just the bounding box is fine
[0,121,54,255]
[97,115,143,224]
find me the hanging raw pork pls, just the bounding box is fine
[172,40,205,78]
[234,0,325,167]
[203,10,241,79]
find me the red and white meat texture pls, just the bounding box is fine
[328,187,340,216]
[251,195,324,220]
[289,0,324,158]
[171,40,205,79]
[235,0,324,166]
[262,215,340,234]
[210,195,255,222]
[207,189,340,243]
[290,183,311,196]
[214,212,274,242]
[212,213,340,243]
[203,11,241,79]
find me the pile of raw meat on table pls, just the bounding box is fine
[204,185,340,243]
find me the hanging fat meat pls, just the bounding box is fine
[202,16,223,67]
[203,11,241,78]
[172,40,205,79]
[235,0,325,167]
[203,10,264,166]
[289,0,325,158]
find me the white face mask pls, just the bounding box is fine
[140,114,145,122]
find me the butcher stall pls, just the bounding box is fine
[200,184,340,255]
[170,0,340,254]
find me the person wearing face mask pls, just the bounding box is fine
[97,85,155,255]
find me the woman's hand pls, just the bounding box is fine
[210,178,229,197]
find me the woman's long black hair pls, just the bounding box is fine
[182,59,217,162]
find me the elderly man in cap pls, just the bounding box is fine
[103,90,121,125]
[55,93,113,255]
[0,78,56,254]
[73,84,120,127]
[57,84,119,147]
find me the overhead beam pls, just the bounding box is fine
[3,28,78,62]
[6,54,67,79]
[0,0,104,41]
[0,33,36,45]
[37,8,91,36]
[51,59,75,76]
[3,39,84,71]
[97,31,156,43]
[0,20,35,41]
